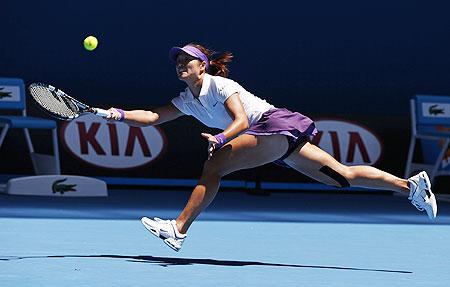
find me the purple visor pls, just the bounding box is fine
[169,45,209,70]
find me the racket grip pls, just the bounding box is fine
[93,108,111,118]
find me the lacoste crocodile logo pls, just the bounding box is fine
[0,87,12,99]
[429,104,444,116]
[52,178,77,194]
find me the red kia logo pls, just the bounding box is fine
[312,119,382,166]
[60,114,166,169]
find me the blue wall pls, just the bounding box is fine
[3,1,450,116]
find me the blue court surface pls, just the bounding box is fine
[1,188,450,287]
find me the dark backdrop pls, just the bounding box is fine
[1,1,450,184]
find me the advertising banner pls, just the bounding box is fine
[0,113,403,185]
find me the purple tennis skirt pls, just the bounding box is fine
[245,108,318,167]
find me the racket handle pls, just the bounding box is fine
[93,108,111,118]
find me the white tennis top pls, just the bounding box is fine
[171,74,275,130]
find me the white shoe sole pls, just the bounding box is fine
[140,217,182,252]
[419,172,438,220]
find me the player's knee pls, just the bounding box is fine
[201,160,224,180]
[343,166,357,181]
[319,165,351,188]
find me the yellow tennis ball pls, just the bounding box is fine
[83,36,98,51]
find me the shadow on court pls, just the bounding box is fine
[0,254,412,274]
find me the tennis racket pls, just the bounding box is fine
[28,83,110,120]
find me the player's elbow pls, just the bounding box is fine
[141,111,159,126]
[238,116,249,130]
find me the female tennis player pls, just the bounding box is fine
[107,43,437,251]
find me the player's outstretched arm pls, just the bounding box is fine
[107,103,184,126]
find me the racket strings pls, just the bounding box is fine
[29,85,79,119]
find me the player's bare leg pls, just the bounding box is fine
[283,142,409,193]
[176,134,289,233]
[284,142,436,219]
[141,134,289,251]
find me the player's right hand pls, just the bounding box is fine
[106,107,122,121]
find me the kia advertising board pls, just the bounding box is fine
[57,115,384,181]
[60,114,166,170]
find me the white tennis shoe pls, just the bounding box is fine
[141,217,186,251]
[408,171,437,220]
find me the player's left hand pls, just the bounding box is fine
[201,133,219,160]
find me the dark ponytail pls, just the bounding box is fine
[209,52,233,78]
[187,43,233,78]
